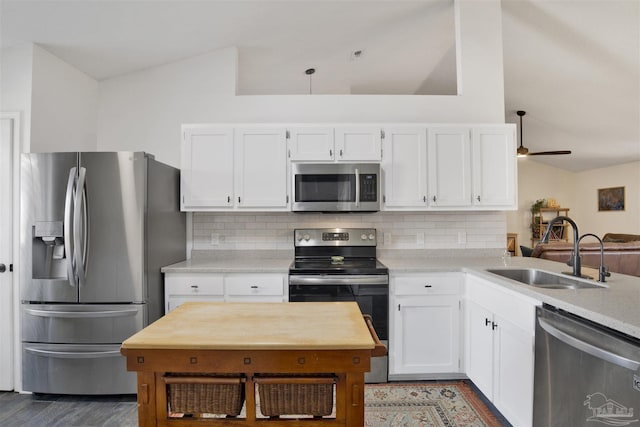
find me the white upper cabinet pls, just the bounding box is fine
[382,124,516,211]
[471,126,517,208]
[335,126,382,161]
[288,125,381,162]
[181,126,235,209]
[381,127,428,209]
[287,127,335,161]
[234,127,288,209]
[182,123,516,212]
[427,127,472,207]
[181,125,288,211]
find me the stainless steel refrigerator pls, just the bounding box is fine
[20,152,186,395]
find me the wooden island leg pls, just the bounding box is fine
[344,371,365,426]
[136,371,157,427]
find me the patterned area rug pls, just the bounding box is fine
[365,382,503,427]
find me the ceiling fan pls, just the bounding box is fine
[516,110,571,156]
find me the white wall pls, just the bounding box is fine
[0,44,33,152]
[97,0,506,168]
[30,45,98,152]
[572,161,640,237]
[506,158,576,250]
[506,159,640,251]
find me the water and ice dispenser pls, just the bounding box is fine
[32,221,67,279]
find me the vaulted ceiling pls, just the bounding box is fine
[1,0,638,172]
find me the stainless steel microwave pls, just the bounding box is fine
[291,163,380,212]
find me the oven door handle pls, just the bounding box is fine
[289,275,388,286]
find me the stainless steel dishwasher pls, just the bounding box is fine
[534,305,640,427]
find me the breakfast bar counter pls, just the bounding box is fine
[121,301,384,426]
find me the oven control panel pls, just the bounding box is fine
[294,228,377,246]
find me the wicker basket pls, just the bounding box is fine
[164,374,245,416]
[255,375,336,417]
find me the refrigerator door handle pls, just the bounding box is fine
[74,167,88,287]
[24,347,122,359]
[24,307,140,319]
[64,167,78,288]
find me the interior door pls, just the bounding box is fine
[79,152,145,303]
[0,115,15,390]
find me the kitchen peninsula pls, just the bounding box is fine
[121,301,385,426]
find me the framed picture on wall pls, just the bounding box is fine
[598,186,625,211]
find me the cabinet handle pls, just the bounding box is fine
[485,318,491,326]
[492,321,498,330]
[424,284,432,288]
[339,149,343,157]
[423,196,426,203]
[432,196,436,202]
[238,196,241,203]
[477,195,481,202]
[329,149,333,157]
[250,285,258,289]
[397,304,401,311]
[227,196,231,203]
[191,285,198,289]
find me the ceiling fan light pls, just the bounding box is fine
[517,145,529,156]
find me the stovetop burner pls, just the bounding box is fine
[290,228,387,275]
[289,257,388,275]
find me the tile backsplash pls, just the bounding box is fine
[191,211,507,255]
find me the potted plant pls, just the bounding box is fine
[530,199,546,236]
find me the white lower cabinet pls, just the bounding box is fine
[389,273,463,379]
[164,273,286,312]
[465,275,540,427]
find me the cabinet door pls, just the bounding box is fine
[234,128,288,209]
[335,126,382,161]
[427,127,471,207]
[391,295,460,375]
[493,314,534,427]
[471,126,517,208]
[381,127,427,209]
[465,300,494,399]
[288,127,334,161]
[181,126,234,209]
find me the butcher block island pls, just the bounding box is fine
[120,301,385,426]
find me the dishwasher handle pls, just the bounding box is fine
[538,317,640,371]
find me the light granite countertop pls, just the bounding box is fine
[161,257,291,273]
[381,255,640,340]
[161,253,640,340]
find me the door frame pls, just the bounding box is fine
[1,112,22,391]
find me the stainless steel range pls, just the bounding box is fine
[288,228,389,383]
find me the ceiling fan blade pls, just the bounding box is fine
[527,150,572,156]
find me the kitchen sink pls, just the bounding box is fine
[486,268,607,289]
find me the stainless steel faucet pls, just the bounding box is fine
[540,216,582,278]
[578,233,611,282]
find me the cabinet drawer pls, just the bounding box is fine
[394,274,462,296]
[165,274,224,295]
[467,275,539,331]
[225,274,284,296]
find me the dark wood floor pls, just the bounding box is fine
[0,392,138,427]
[0,382,511,426]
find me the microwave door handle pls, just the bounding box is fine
[355,168,360,207]
[64,167,77,288]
